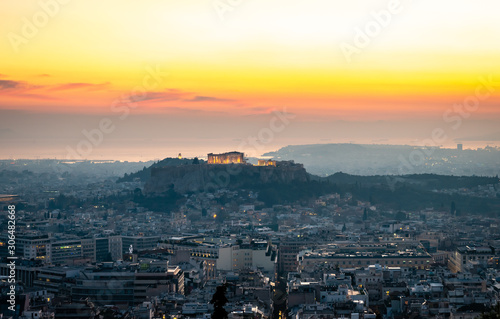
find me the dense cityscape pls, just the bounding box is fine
[1,151,500,318]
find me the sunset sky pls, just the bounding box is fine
[1,0,500,160]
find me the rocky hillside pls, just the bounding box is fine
[144,162,309,194]
[117,157,205,183]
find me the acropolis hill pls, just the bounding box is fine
[144,157,308,194]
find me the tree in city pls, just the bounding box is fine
[479,303,500,319]
[210,284,229,319]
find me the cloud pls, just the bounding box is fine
[0,80,25,90]
[0,79,55,100]
[147,106,227,116]
[14,93,60,101]
[131,91,237,105]
[37,74,51,77]
[50,82,110,91]
[129,89,190,102]
[0,74,7,78]
[0,79,44,92]
[244,107,296,118]
[156,106,206,113]
[249,107,275,113]
[185,95,235,103]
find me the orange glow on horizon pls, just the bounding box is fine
[0,1,499,125]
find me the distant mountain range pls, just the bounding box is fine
[263,143,500,176]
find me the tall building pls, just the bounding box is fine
[16,234,51,262]
[82,236,124,263]
[50,237,83,265]
[34,266,81,294]
[448,246,494,273]
[122,236,160,255]
[71,262,184,306]
[217,241,277,277]
[72,266,135,306]
[207,151,245,164]
[134,262,185,303]
[278,240,314,273]
[2,234,83,265]
[162,241,219,279]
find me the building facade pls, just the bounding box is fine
[298,251,433,271]
[217,241,276,277]
[207,152,245,164]
[257,160,276,166]
[122,236,160,255]
[448,246,494,273]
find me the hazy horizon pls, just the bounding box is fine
[1,1,500,163]
[1,138,499,163]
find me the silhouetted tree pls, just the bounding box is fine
[192,157,200,165]
[479,303,500,319]
[210,284,228,319]
[363,208,368,221]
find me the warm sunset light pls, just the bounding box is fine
[1,0,499,160]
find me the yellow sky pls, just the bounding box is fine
[1,0,500,119]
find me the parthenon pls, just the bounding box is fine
[207,151,245,164]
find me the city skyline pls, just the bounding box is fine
[3,3,500,317]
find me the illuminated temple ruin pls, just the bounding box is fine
[207,151,245,164]
[257,159,276,166]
